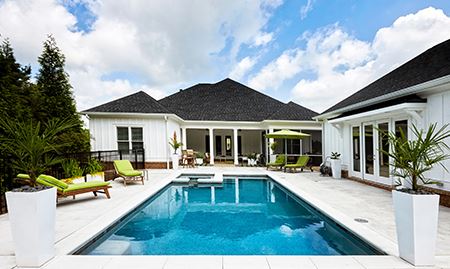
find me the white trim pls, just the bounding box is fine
[328,103,426,124]
[315,74,450,120]
[84,112,184,122]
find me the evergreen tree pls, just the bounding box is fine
[0,38,33,121]
[36,35,89,153]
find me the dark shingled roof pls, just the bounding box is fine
[83,91,170,114]
[268,101,318,120]
[322,38,450,115]
[158,78,317,121]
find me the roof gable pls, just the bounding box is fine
[322,38,450,115]
[267,101,318,121]
[83,91,169,114]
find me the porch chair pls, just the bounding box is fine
[113,160,145,186]
[284,155,313,172]
[266,154,286,170]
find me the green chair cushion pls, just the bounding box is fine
[36,177,63,192]
[16,174,31,179]
[114,160,134,172]
[63,181,110,193]
[119,169,143,177]
[38,174,68,190]
[267,155,286,166]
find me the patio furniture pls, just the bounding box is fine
[266,154,286,170]
[34,174,111,200]
[284,155,313,172]
[181,149,195,168]
[113,160,144,186]
[204,152,210,165]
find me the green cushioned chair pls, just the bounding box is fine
[266,155,286,170]
[113,160,145,186]
[284,155,313,173]
[32,174,111,200]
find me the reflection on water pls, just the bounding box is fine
[83,178,381,255]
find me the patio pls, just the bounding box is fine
[1,167,450,268]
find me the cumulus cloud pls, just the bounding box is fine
[0,0,280,110]
[249,7,450,112]
[229,56,258,81]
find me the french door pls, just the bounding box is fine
[351,122,391,184]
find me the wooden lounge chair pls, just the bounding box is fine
[34,174,111,200]
[284,155,313,172]
[113,160,144,186]
[266,155,286,170]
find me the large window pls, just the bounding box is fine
[117,127,143,151]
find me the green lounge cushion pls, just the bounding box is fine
[63,181,110,193]
[38,174,69,190]
[36,177,63,192]
[114,160,134,171]
[267,155,286,166]
[119,169,143,177]
[17,174,31,179]
[114,160,142,176]
[285,156,310,168]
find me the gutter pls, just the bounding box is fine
[314,74,450,121]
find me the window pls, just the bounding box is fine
[117,127,143,152]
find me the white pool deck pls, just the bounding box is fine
[1,167,450,269]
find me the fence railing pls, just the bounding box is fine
[0,149,145,215]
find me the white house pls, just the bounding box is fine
[316,39,450,194]
[83,78,322,168]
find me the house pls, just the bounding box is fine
[83,78,321,168]
[316,38,450,192]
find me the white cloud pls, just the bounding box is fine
[229,56,258,81]
[253,32,274,47]
[300,0,315,20]
[249,7,450,112]
[0,0,280,110]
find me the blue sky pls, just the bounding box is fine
[1,0,450,112]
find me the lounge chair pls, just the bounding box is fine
[284,155,313,172]
[32,174,111,200]
[113,160,144,186]
[266,155,286,170]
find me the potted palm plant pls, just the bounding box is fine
[0,118,77,267]
[330,152,341,179]
[168,131,183,170]
[382,123,450,266]
[85,158,104,182]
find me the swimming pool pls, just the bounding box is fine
[78,177,383,255]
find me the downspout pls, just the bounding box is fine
[165,116,169,169]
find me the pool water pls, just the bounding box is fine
[80,178,382,255]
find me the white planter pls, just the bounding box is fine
[172,154,179,170]
[6,187,57,267]
[330,159,341,179]
[270,154,277,163]
[247,159,256,166]
[392,190,440,266]
[86,172,105,182]
[196,158,203,165]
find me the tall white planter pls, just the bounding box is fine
[392,190,439,266]
[330,159,341,179]
[172,154,179,170]
[6,187,57,267]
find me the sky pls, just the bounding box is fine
[1,0,450,113]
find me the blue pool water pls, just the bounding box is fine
[79,178,382,255]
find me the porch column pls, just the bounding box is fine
[233,128,239,165]
[268,128,274,155]
[209,128,214,165]
[181,127,187,150]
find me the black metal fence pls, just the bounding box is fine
[0,149,145,215]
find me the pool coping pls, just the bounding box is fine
[54,170,398,260]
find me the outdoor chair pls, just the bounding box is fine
[284,155,313,172]
[266,155,286,170]
[27,174,111,200]
[204,152,210,165]
[113,160,144,186]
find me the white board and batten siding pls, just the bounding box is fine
[89,116,181,162]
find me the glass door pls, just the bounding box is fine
[363,124,376,180]
[351,126,362,178]
[377,122,390,179]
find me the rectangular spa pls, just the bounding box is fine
[77,177,383,255]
